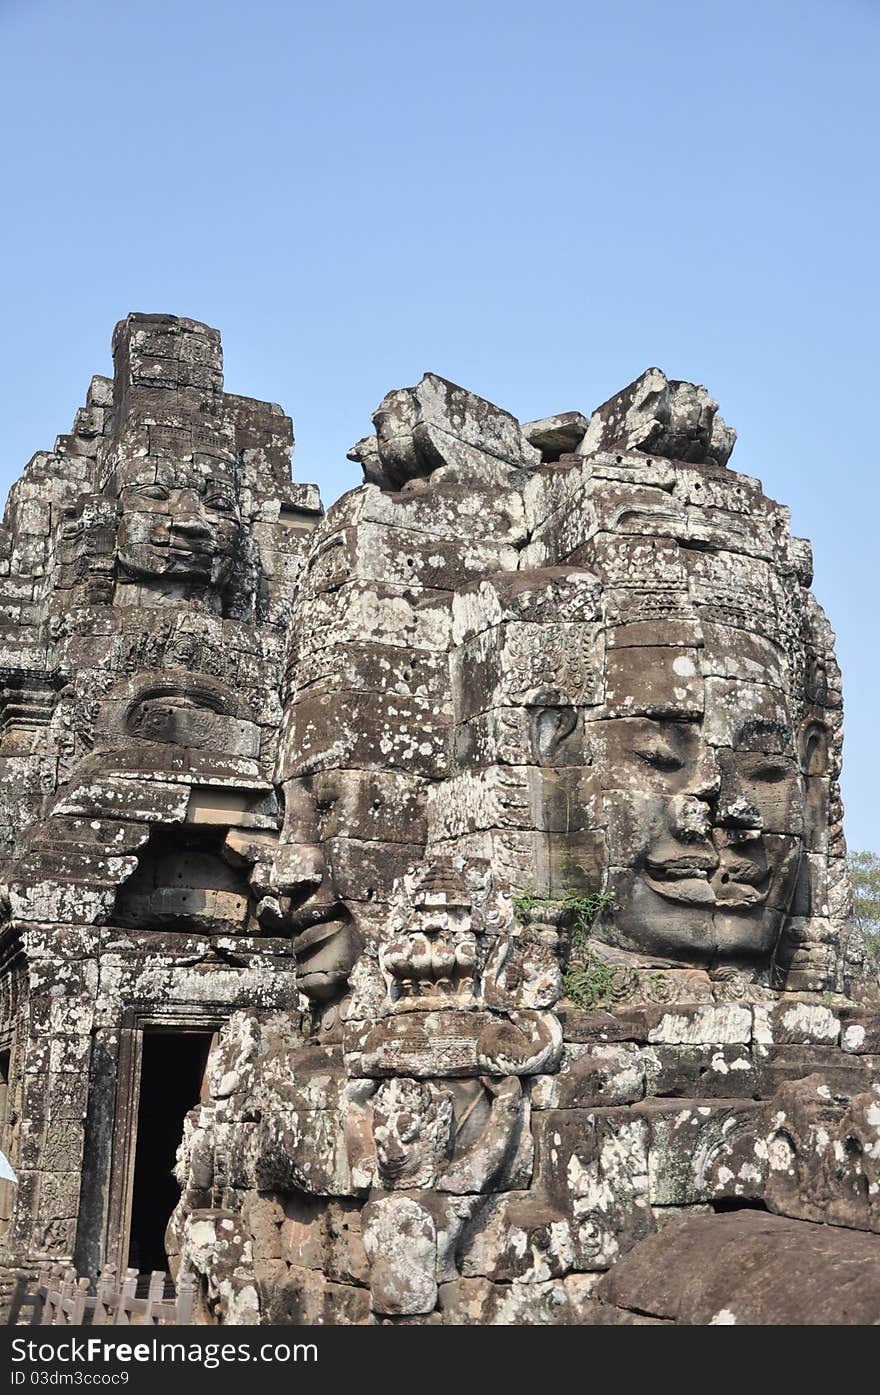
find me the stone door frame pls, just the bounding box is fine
[105,1004,225,1276]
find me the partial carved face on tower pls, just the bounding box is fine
[114,457,241,590]
[267,775,362,1004]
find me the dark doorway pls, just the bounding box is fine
[127,1030,214,1273]
[711,1197,769,1213]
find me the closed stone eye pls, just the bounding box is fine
[636,748,682,772]
[204,494,235,512]
[744,760,789,783]
[134,483,170,501]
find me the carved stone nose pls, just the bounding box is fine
[669,795,714,843]
[170,490,212,536]
[171,512,211,537]
[715,791,763,830]
[688,748,722,801]
[271,844,325,899]
[715,751,762,830]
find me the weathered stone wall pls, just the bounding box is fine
[1,323,877,1324]
[167,990,880,1324]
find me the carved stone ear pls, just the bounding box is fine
[530,703,577,763]
[801,722,830,853]
[789,722,832,920]
[802,722,829,777]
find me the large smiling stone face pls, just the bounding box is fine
[436,428,843,986]
[443,569,813,978]
[268,368,851,1010]
[593,700,805,969]
[115,457,242,591]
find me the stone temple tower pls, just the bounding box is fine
[0,314,322,1296]
[1,323,878,1325]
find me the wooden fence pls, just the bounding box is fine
[7,1263,195,1326]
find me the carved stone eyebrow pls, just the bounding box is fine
[732,717,793,755]
[128,474,238,503]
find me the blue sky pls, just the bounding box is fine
[1,0,878,848]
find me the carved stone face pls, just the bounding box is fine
[592,700,805,967]
[454,573,813,975]
[115,459,241,590]
[268,776,361,1004]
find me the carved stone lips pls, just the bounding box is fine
[167,543,212,559]
[643,853,769,909]
[643,866,716,905]
[287,901,350,936]
[645,851,716,905]
[290,914,352,1001]
[648,854,717,878]
[143,543,213,573]
[149,535,213,555]
[712,873,769,909]
[713,848,770,908]
[293,917,348,954]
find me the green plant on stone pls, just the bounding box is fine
[511,886,548,918]
[848,849,880,980]
[512,879,615,930]
[511,874,617,1009]
[562,949,618,1011]
[562,893,618,1008]
[560,886,617,936]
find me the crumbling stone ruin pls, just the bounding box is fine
[0,314,878,1325]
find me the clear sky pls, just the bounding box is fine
[1,0,878,849]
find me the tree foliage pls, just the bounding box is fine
[848,850,880,972]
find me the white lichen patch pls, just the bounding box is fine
[710,1308,738,1324]
[843,1024,866,1052]
[779,1002,840,1044]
